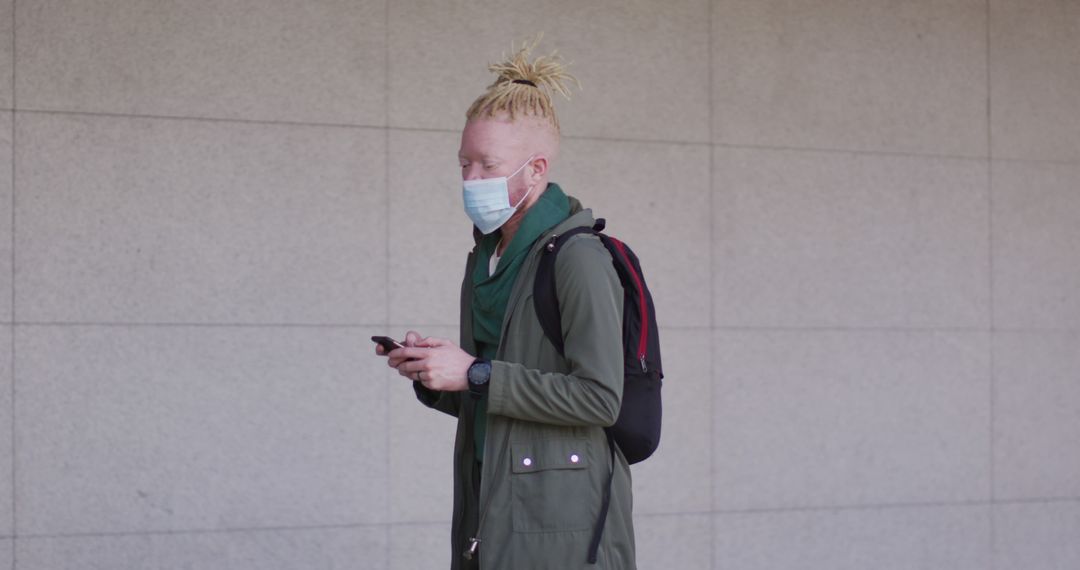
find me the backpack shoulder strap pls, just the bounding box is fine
[533,219,607,356]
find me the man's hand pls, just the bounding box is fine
[386,330,474,392]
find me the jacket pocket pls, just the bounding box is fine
[510,438,597,533]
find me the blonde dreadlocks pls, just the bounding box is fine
[465,35,580,133]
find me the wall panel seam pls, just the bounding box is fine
[986,0,997,567]
[707,0,716,567]
[9,3,17,567]
[383,0,392,565]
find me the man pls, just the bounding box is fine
[377,39,635,569]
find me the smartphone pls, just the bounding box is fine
[371,335,405,353]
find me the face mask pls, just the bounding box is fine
[462,155,535,235]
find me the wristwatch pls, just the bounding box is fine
[467,358,492,399]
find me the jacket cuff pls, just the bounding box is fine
[486,360,510,415]
[413,381,441,407]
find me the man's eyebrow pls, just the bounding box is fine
[459,153,499,161]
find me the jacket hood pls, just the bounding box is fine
[547,193,594,235]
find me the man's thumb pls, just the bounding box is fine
[404,330,423,346]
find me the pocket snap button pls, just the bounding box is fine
[570,454,580,463]
[522,457,533,467]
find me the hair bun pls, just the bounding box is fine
[488,34,579,100]
[466,34,580,131]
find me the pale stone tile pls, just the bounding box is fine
[16,0,386,125]
[713,330,991,510]
[390,522,451,570]
[635,514,711,570]
[991,0,1080,162]
[995,500,1080,570]
[993,160,1080,330]
[0,326,10,538]
[713,0,988,156]
[0,1,10,110]
[0,112,9,323]
[994,332,1080,500]
[714,147,989,328]
[714,504,991,570]
[16,526,387,570]
[15,325,389,535]
[15,113,386,325]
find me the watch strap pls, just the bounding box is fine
[467,359,491,399]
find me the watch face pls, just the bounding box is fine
[469,361,491,385]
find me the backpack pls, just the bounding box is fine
[533,218,664,563]
[534,218,664,463]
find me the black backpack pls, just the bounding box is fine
[533,218,664,563]
[534,218,664,463]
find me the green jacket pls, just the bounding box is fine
[414,195,636,569]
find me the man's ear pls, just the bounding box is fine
[528,155,549,182]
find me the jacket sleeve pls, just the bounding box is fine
[486,235,624,427]
[413,383,461,418]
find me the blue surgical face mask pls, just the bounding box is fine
[462,155,535,235]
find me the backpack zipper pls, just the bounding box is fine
[609,238,649,373]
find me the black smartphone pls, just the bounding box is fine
[371,335,405,353]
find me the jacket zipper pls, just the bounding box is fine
[609,238,648,372]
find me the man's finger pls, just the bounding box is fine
[392,346,429,361]
[404,330,423,347]
[396,360,426,377]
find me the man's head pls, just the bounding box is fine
[459,114,556,214]
[458,37,578,229]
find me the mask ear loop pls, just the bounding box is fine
[508,154,538,209]
[511,181,535,209]
[508,154,536,180]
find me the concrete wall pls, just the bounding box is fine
[1,0,1078,568]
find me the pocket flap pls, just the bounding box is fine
[510,439,590,474]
